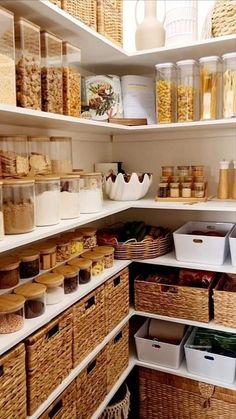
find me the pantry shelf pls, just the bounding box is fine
[134,198,236,212]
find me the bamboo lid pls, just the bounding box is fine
[53,265,79,278]
[34,242,57,254]
[35,175,60,182]
[0,294,25,313]
[94,246,114,255]
[81,228,97,237]
[67,258,92,269]
[60,174,80,179]
[0,257,20,271]
[81,252,103,262]
[18,249,40,262]
[28,136,49,142]
[3,179,35,185]
[14,283,46,298]
[35,272,64,287]
[79,172,101,177]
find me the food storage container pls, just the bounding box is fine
[155,63,176,123]
[60,174,80,219]
[158,182,169,198]
[199,56,221,120]
[222,52,236,118]
[50,136,72,174]
[0,257,20,289]
[53,265,79,294]
[28,136,51,175]
[3,179,35,234]
[93,246,114,268]
[40,31,63,114]
[181,182,192,198]
[63,42,81,117]
[35,272,64,304]
[80,173,103,213]
[229,225,236,267]
[81,251,104,276]
[193,182,205,198]
[15,18,41,110]
[18,249,40,279]
[71,232,84,254]
[170,182,180,198]
[34,241,57,270]
[191,165,204,178]
[0,294,25,333]
[0,7,16,106]
[176,60,198,122]
[14,283,46,319]
[67,258,92,284]
[55,236,72,262]
[177,166,190,181]
[35,176,60,226]
[0,135,29,177]
[0,181,4,240]
[81,228,97,249]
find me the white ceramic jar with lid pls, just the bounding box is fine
[35,175,60,226]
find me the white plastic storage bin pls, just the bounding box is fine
[173,221,234,265]
[229,225,236,267]
[185,328,236,384]
[135,319,191,369]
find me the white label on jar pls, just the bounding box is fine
[203,93,211,119]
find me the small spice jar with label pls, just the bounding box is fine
[34,242,57,270]
[161,166,174,178]
[0,257,20,289]
[177,166,190,181]
[81,252,104,276]
[81,228,97,249]
[71,232,84,254]
[35,272,64,305]
[158,182,169,198]
[53,265,79,294]
[170,182,180,198]
[14,283,46,319]
[181,182,192,198]
[67,258,92,284]
[191,165,204,178]
[194,182,205,198]
[19,249,40,279]
[94,246,114,268]
[0,294,25,333]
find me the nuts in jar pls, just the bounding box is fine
[0,257,20,289]
[67,258,91,284]
[0,294,25,333]
[14,283,46,319]
[53,265,79,294]
[81,252,104,276]
[18,249,40,279]
[56,237,72,262]
[93,246,114,268]
[80,228,97,249]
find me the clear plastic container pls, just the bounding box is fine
[94,246,114,268]
[35,272,64,305]
[0,135,29,177]
[80,228,97,249]
[79,173,103,213]
[67,258,91,284]
[15,18,41,110]
[81,251,104,276]
[60,174,80,219]
[50,136,72,174]
[199,56,221,120]
[176,60,198,122]
[170,182,180,198]
[28,136,52,175]
[18,249,40,279]
[41,31,63,114]
[34,241,57,270]
[35,176,60,226]
[3,179,35,234]
[155,63,176,123]
[0,182,4,240]
[53,265,79,294]
[0,257,20,289]
[63,42,81,117]
[14,283,46,319]
[0,294,25,333]
[222,52,236,118]
[0,6,16,105]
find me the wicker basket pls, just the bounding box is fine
[212,0,236,37]
[61,0,97,30]
[73,284,106,367]
[99,383,130,419]
[139,367,236,419]
[214,274,236,328]
[105,267,129,334]
[77,347,107,419]
[107,323,129,391]
[49,0,61,7]
[39,381,77,419]
[25,309,73,416]
[0,343,26,419]
[97,0,123,46]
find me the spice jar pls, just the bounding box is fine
[222,52,236,118]
[155,63,176,123]
[0,6,16,106]
[35,176,60,226]
[177,166,190,181]
[185,176,194,183]
[3,179,35,234]
[94,246,114,268]
[176,60,198,122]
[0,257,20,289]
[158,182,169,198]
[19,249,40,279]
[60,174,80,219]
[35,272,64,305]
[63,42,81,117]
[161,166,174,178]
[80,173,103,213]
[56,237,72,262]
[170,176,180,183]
[81,228,97,249]
[28,136,51,175]
[50,136,72,174]
[199,56,221,120]
[191,165,204,178]
[81,252,104,276]
[0,294,25,333]
[14,283,46,319]
[53,265,79,294]
[181,182,192,198]
[67,258,91,284]
[0,182,4,240]
[0,135,29,177]
[194,182,205,198]
[34,242,57,270]
[170,182,180,198]
[71,232,84,254]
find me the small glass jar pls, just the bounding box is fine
[53,265,79,294]
[160,176,169,183]
[79,173,103,213]
[184,176,194,183]
[35,176,60,226]
[3,179,35,234]
[18,249,40,279]
[56,237,72,262]
[63,42,81,117]
[181,182,192,198]
[71,232,84,254]
[34,242,57,270]
[158,182,169,198]
[50,136,72,174]
[199,56,221,120]
[0,182,4,240]
[0,257,20,289]
[60,175,80,219]
[194,182,205,198]
[161,166,174,178]
[94,246,114,268]
[0,294,25,333]
[170,182,180,198]
[170,176,180,183]
[0,135,29,177]
[81,252,104,276]
[67,258,92,284]
[0,6,16,106]
[155,63,176,123]
[35,272,64,305]
[177,166,190,181]
[176,60,198,122]
[81,228,97,249]
[28,136,52,175]
[14,283,46,319]
[222,52,236,118]
[191,165,204,178]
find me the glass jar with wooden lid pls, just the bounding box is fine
[81,251,104,276]
[79,172,103,213]
[80,228,97,249]
[14,283,46,318]
[60,174,80,219]
[35,272,64,305]
[0,257,20,289]
[0,135,29,177]
[50,136,72,174]
[35,175,60,226]
[93,246,114,268]
[70,231,84,254]
[28,136,51,175]
[53,265,79,294]
[55,235,72,262]
[67,258,91,284]
[18,249,40,279]
[0,181,4,240]
[0,294,25,333]
[33,241,57,270]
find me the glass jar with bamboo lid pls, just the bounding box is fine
[35,272,64,305]
[67,258,92,284]
[93,246,115,268]
[199,56,221,120]
[53,265,79,294]
[0,294,25,333]
[81,251,104,276]
[14,283,46,318]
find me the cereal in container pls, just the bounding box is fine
[50,136,72,174]
[155,63,176,123]
[222,52,236,118]
[70,232,84,254]
[28,136,51,175]
[80,228,97,249]
[0,294,25,333]
[0,6,16,105]
[199,56,221,120]
[55,236,72,262]
[176,60,198,122]
[93,246,114,268]
[63,42,81,117]
[14,283,46,319]
[0,135,29,177]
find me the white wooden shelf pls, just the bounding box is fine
[134,198,236,212]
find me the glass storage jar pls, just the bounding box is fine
[55,236,72,262]
[67,258,91,284]
[35,272,64,305]
[14,283,46,319]
[0,135,29,177]
[177,166,190,181]
[0,257,20,289]
[50,136,72,174]
[181,182,192,198]
[15,18,41,110]
[35,176,60,226]
[3,179,35,234]
[70,232,84,254]
[170,182,180,198]
[63,42,81,117]
[0,6,16,106]
[41,31,63,114]
[0,294,25,333]
[191,165,205,178]
[0,181,4,240]
[176,60,198,122]
[158,182,169,198]
[53,265,79,294]
[28,136,52,175]
[81,228,97,249]
[79,173,103,213]
[155,63,176,123]
[60,174,80,219]
[161,166,174,178]
[18,249,40,279]
[193,182,205,198]
[199,56,221,120]
[222,52,236,118]
[34,241,57,270]
[94,246,114,268]
[81,251,104,276]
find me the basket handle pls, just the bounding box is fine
[0,365,3,378]
[49,399,63,418]
[193,239,204,244]
[113,276,120,287]
[85,296,95,310]
[123,238,137,244]
[87,359,96,375]
[114,330,123,344]
[47,324,59,340]
[198,382,215,409]
[160,285,178,294]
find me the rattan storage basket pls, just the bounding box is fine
[139,367,236,419]
[214,274,236,328]
[0,343,26,419]
[107,323,129,391]
[61,0,97,30]
[212,0,236,37]
[50,0,61,7]
[105,267,129,334]
[39,381,77,419]
[25,309,73,416]
[97,0,123,46]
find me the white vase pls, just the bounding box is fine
[135,0,165,51]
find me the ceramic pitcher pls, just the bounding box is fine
[135,0,165,50]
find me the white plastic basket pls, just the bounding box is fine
[229,225,236,267]
[165,1,197,47]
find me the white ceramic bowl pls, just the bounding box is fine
[105,172,152,201]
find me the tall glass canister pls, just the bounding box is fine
[222,52,236,119]
[155,63,176,123]
[50,136,72,174]
[35,176,60,226]
[0,135,29,177]
[63,42,81,117]
[60,174,80,219]
[176,59,199,122]
[28,136,52,175]
[0,6,16,105]
[199,56,221,120]
[79,173,103,213]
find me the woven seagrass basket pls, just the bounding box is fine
[97,0,123,46]
[212,0,236,37]
[49,0,61,7]
[61,0,97,30]
[39,381,77,418]
[99,383,130,419]
[107,323,129,391]
[105,267,129,333]
[214,274,236,328]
